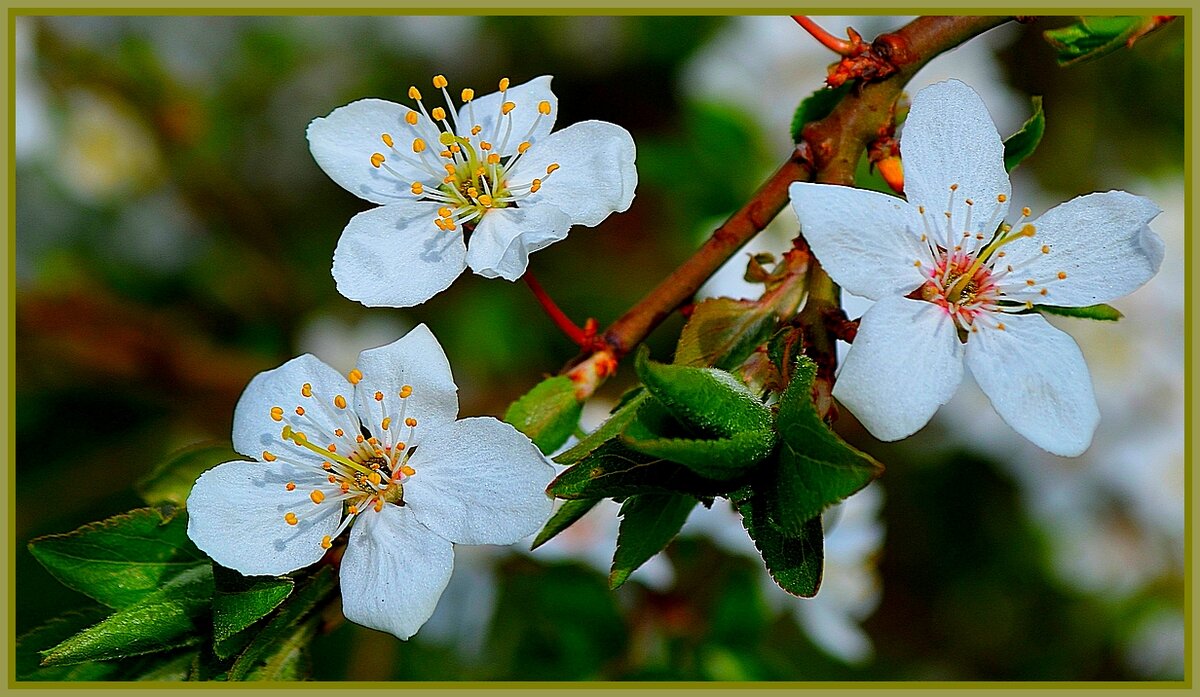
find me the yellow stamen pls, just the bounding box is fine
[517,141,531,154]
[368,471,382,486]
[285,481,295,491]
[374,391,384,401]
[411,182,424,195]
[538,100,551,115]
[284,512,298,526]
[413,138,427,153]
[264,451,278,462]
[406,111,419,125]
[530,179,542,193]
[408,86,422,100]
[401,465,416,477]
[498,77,510,91]
[301,383,313,398]
[405,417,418,428]
[501,101,516,115]
[381,133,394,148]
[461,88,475,102]
[545,163,560,174]
[370,153,385,168]
[320,535,332,549]
[334,395,347,409]
[400,385,413,398]
[432,74,448,89]
[997,194,1007,203]
[382,417,392,430]
[1057,271,1067,280]
[270,406,284,422]
[431,107,447,121]
[478,194,494,207]
[310,490,326,504]
[295,406,305,416]
[487,153,501,165]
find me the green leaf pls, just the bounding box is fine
[733,488,823,597]
[773,357,883,533]
[227,566,336,681]
[504,375,584,455]
[137,441,241,506]
[610,493,698,589]
[531,498,600,550]
[244,616,317,680]
[1035,303,1123,321]
[634,346,774,438]
[16,607,118,681]
[1002,96,1045,172]
[28,506,206,610]
[549,440,737,500]
[621,397,774,480]
[674,297,777,370]
[127,649,199,681]
[1043,16,1157,66]
[554,391,649,466]
[40,564,214,666]
[790,83,853,143]
[212,566,295,660]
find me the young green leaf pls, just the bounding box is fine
[227,566,336,681]
[136,442,241,507]
[28,506,206,610]
[790,83,853,143]
[243,616,318,681]
[1043,16,1170,66]
[610,493,698,589]
[40,564,214,666]
[634,346,774,438]
[504,375,584,455]
[733,488,823,597]
[531,498,601,550]
[1002,96,1045,172]
[772,357,883,533]
[549,440,737,500]
[621,397,774,480]
[674,297,777,370]
[554,391,648,466]
[212,566,295,660]
[15,607,118,681]
[1035,303,1123,321]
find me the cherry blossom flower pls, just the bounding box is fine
[186,324,555,640]
[789,79,1163,457]
[308,74,637,307]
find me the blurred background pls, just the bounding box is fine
[15,14,1185,680]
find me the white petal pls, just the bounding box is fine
[900,79,1011,248]
[788,182,929,300]
[353,324,459,436]
[966,311,1099,457]
[996,191,1164,306]
[332,202,468,308]
[508,120,637,227]
[186,460,341,576]
[404,417,555,545]
[307,98,440,206]
[339,504,453,640]
[465,204,572,281]
[463,75,557,157]
[232,354,349,466]
[833,296,964,441]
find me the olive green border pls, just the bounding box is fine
[2,5,1193,694]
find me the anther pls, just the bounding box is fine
[1022,207,1032,217]
[405,417,418,427]
[381,133,394,148]
[1026,279,1036,286]
[461,88,475,101]
[431,107,447,121]
[1041,245,1050,254]
[334,395,347,409]
[471,125,482,135]
[370,153,385,168]
[480,141,492,151]
[408,86,422,100]
[368,471,382,486]
[487,153,500,165]
[285,481,296,491]
[432,75,448,89]
[1057,271,1067,280]
[413,138,427,153]
[310,490,326,504]
[530,179,542,193]
[401,465,416,477]
[438,206,452,217]
[965,198,974,206]
[334,429,344,437]
[320,536,332,549]
[322,461,333,470]
[538,100,551,115]
[498,77,510,91]
[295,406,306,416]
[374,500,384,513]
[348,505,359,515]
[950,183,959,191]
[270,406,284,422]
[400,385,413,398]
[382,417,392,430]
[284,512,298,526]
[374,391,384,401]
[444,163,457,175]
[1040,288,1048,296]
[997,323,1007,331]
[264,451,278,462]
[997,194,1007,203]
[518,141,531,154]
[545,163,560,174]
[411,182,424,195]
[406,111,419,125]
[913,260,922,267]
[328,444,338,453]
[478,194,494,207]
[301,383,313,398]
[501,101,516,115]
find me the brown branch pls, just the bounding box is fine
[564,15,1012,388]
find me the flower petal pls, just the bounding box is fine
[789,182,929,300]
[900,79,1010,248]
[307,98,440,206]
[332,202,468,308]
[833,296,964,441]
[508,120,637,227]
[232,354,349,466]
[186,460,341,576]
[465,204,572,281]
[995,191,1164,306]
[462,75,557,157]
[966,311,1099,457]
[353,323,459,437]
[404,417,554,545]
[339,504,454,640]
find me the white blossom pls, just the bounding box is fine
[307,75,637,307]
[186,324,555,640]
[789,79,1163,456]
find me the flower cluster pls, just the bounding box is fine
[789,79,1163,456]
[187,325,555,639]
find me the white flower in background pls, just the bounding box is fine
[789,79,1163,457]
[186,324,555,640]
[307,75,638,307]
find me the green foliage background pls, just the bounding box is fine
[14,14,1185,681]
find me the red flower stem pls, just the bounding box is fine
[793,15,855,55]
[523,270,590,347]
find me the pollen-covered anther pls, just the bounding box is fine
[432,74,448,89]
[411,182,424,195]
[301,383,313,397]
[529,179,542,193]
[950,183,959,191]
[480,141,492,151]
[431,107,447,121]
[478,194,494,207]
[997,194,1007,203]
[328,443,338,452]
[487,153,500,165]
[997,322,1007,331]
[408,86,422,101]
[412,138,427,153]
[538,100,552,115]
[322,461,333,470]
[284,512,298,526]
[1041,245,1051,254]
[374,391,384,401]
[264,451,278,462]
[270,406,284,422]
[381,417,392,431]
[405,111,419,125]
[310,490,326,504]
[334,429,344,437]
[546,163,560,175]
[373,500,384,512]
[498,77,510,91]
[334,395,347,409]
[368,472,382,486]
[1057,271,1068,280]
[320,535,332,549]
[501,101,516,115]
[285,481,295,491]
[295,406,305,416]
[1026,279,1036,286]
[400,465,416,477]
[348,505,359,515]
[1022,207,1032,217]
[381,133,394,148]
[370,153,385,168]
[471,125,482,135]
[461,88,474,102]
[405,417,418,428]
[399,385,413,398]
[518,141,531,154]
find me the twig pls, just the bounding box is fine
[792,16,857,55]
[523,270,597,349]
